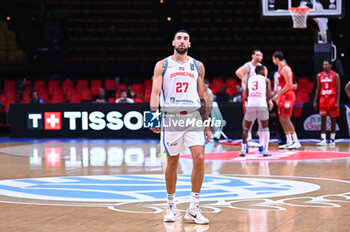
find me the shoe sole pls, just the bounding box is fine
[163,218,176,222]
[184,214,209,225]
[288,145,301,150]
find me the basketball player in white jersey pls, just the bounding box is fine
[240,65,271,157]
[150,29,210,224]
[235,49,270,151]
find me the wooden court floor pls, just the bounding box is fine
[0,139,349,232]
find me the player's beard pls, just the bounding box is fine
[175,46,188,54]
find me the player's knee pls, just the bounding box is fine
[167,156,179,168]
[192,152,205,165]
[279,117,285,123]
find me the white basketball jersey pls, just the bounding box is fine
[248,62,262,78]
[160,56,201,112]
[247,74,267,107]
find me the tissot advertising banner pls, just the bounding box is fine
[10,103,241,139]
[11,103,159,139]
[9,103,348,139]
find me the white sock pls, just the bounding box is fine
[291,133,299,143]
[330,133,336,140]
[258,121,263,145]
[262,128,270,153]
[167,193,175,206]
[321,133,326,141]
[247,131,252,141]
[189,192,200,209]
[241,143,247,153]
[258,131,263,145]
[286,134,292,145]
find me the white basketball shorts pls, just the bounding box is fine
[160,111,205,156]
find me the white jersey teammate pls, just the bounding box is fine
[235,49,271,151]
[240,65,271,157]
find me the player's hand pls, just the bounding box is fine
[151,128,160,133]
[313,102,318,111]
[204,127,211,144]
[335,102,339,109]
[272,95,279,104]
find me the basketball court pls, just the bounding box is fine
[0,0,349,231]
[0,138,350,231]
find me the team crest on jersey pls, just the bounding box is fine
[190,63,194,71]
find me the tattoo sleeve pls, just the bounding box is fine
[200,98,206,118]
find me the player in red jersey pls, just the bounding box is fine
[313,60,340,146]
[272,51,301,149]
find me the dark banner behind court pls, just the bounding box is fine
[9,103,349,139]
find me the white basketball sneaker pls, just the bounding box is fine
[163,205,176,222]
[317,140,327,146]
[288,142,301,149]
[184,205,209,224]
[278,143,291,149]
[329,139,336,146]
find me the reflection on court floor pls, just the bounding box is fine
[0,138,350,232]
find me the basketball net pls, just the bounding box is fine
[289,7,310,29]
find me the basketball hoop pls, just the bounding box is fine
[289,7,310,29]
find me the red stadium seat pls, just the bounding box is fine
[81,88,93,101]
[21,94,31,103]
[50,89,64,97]
[76,80,89,94]
[33,80,46,90]
[5,89,16,100]
[4,80,15,88]
[4,99,16,111]
[144,79,152,88]
[38,92,49,103]
[227,87,237,96]
[117,83,126,92]
[105,79,116,91]
[209,83,221,94]
[144,93,151,102]
[212,78,224,85]
[70,93,82,103]
[133,97,144,103]
[225,78,237,87]
[131,84,144,95]
[65,89,77,100]
[91,79,103,95]
[50,95,65,103]
[62,79,74,91]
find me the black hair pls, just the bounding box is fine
[174,29,190,38]
[323,59,332,65]
[272,51,285,60]
[120,89,127,94]
[30,89,38,98]
[204,79,209,84]
[255,65,265,75]
[252,49,261,55]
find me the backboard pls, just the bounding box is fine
[260,0,345,18]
